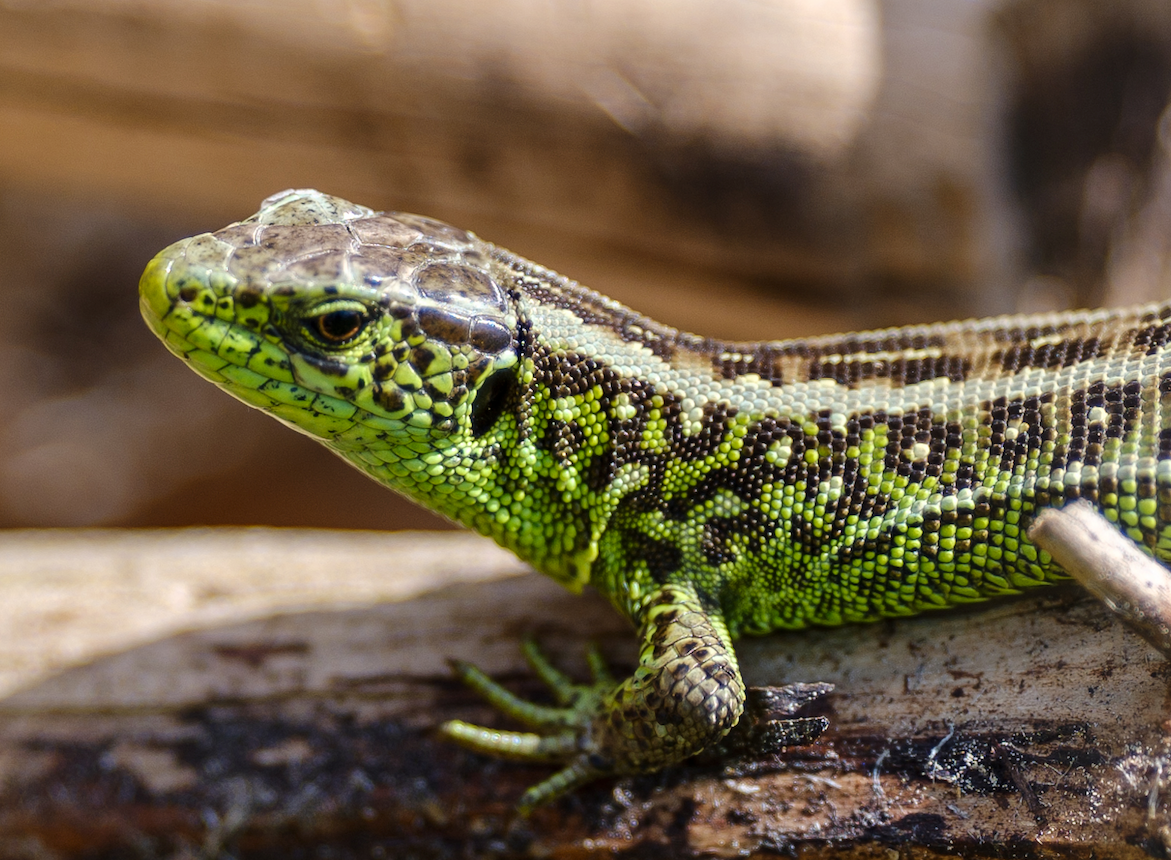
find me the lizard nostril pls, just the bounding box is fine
[178,285,199,303]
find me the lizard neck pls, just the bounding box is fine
[330,406,601,592]
[324,255,728,605]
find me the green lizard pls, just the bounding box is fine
[139,188,1171,812]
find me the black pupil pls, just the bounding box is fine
[317,309,364,342]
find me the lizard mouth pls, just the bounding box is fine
[139,239,289,390]
[138,237,373,441]
[139,240,244,382]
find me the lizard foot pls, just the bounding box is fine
[441,640,620,813]
[440,583,747,813]
[714,682,833,765]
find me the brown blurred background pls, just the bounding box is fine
[2,0,1171,531]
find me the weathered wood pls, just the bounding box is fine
[0,529,1168,857]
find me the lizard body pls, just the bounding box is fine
[139,189,1171,810]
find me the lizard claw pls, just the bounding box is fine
[440,641,619,811]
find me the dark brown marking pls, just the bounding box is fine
[299,352,349,376]
[417,306,471,344]
[806,355,971,387]
[1132,323,1171,356]
[410,345,440,372]
[375,385,406,413]
[470,318,512,353]
[789,331,947,358]
[994,337,1102,373]
[236,287,261,309]
[716,348,784,385]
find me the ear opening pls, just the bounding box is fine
[469,367,517,437]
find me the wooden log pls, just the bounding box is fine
[0,529,1167,857]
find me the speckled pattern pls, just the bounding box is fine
[140,189,1171,809]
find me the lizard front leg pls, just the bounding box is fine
[441,583,745,812]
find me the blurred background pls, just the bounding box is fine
[2,0,1171,531]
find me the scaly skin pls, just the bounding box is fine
[140,189,1171,811]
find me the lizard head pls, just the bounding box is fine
[139,189,520,450]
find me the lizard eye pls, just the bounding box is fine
[305,303,370,345]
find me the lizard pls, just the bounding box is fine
[138,188,1171,813]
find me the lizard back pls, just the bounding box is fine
[507,247,1171,632]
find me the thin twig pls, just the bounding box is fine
[1029,501,1171,658]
